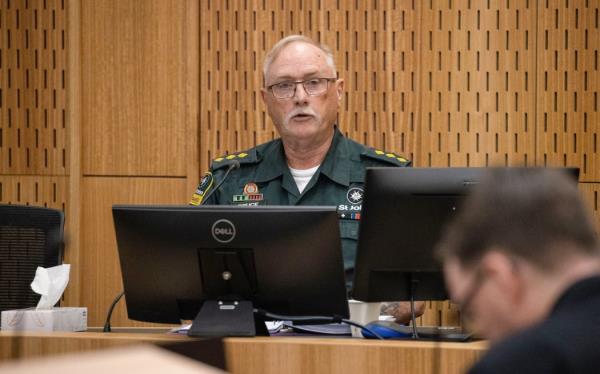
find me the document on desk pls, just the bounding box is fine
[169,324,192,335]
[283,322,351,335]
[168,321,285,335]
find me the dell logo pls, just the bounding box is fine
[212,219,236,243]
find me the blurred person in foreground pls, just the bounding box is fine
[438,167,600,373]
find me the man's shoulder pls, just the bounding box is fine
[359,148,411,167]
[469,309,600,374]
[342,135,411,167]
[210,138,280,171]
[469,329,560,374]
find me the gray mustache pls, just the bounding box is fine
[285,108,319,123]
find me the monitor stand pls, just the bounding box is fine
[410,325,473,342]
[187,300,268,337]
[405,277,473,342]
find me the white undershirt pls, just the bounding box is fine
[289,165,320,194]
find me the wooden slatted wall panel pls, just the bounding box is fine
[0,176,67,210]
[199,0,600,328]
[536,0,600,251]
[419,0,536,168]
[417,0,538,328]
[0,0,68,175]
[537,0,600,233]
[537,0,599,181]
[3,0,599,328]
[0,0,78,309]
[199,0,419,169]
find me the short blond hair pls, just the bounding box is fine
[263,35,337,82]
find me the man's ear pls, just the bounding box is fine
[260,87,267,103]
[336,79,344,101]
[480,249,525,305]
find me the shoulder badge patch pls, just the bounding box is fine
[213,152,249,163]
[212,151,253,169]
[189,172,214,206]
[365,149,411,166]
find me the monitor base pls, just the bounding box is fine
[187,300,267,337]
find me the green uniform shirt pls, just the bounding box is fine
[190,127,411,284]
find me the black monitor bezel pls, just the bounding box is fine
[351,167,580,302]
[112,205,350,325]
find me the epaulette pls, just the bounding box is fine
[211,149,259,170]
[361,148,412,166]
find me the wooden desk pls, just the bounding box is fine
[0,329,487,373]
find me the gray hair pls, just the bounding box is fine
[263,35,337,83]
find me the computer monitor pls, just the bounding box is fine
[352,167,580,302]
[112,205,349,337]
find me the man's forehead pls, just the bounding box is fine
[266,42,333,81]
[269,63,321,80]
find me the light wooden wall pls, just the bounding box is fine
[1,0,199,327]
[1,0,599,327]
[77,0,199,326]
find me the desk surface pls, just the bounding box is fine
[0,328,488,374]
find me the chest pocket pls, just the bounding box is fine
[339,220,359,240]
[339,220,360,274]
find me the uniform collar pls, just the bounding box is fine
[254,139,287,183]
[318,127,351,187]
[253,126,351,187]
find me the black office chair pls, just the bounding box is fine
[0,204,64,311]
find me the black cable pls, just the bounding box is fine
[200,161,240,205]
[103,291,125,332]
[410,278,420,339]
[254,309,385,340]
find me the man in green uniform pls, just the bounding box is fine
[190,35,423,322]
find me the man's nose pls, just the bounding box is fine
[293,82,309,103]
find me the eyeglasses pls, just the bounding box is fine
[267,77,337,100]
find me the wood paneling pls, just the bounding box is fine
[1,0,599,330]
[80,0,191,176]
[419,1,536,167]
[536,0,600,181]
[80,177,188,326]
[580,182,600,231]
[0,0,69,175]
[65,0,82,307]
[0,175,67,210]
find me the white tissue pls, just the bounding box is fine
[30,264,71,309]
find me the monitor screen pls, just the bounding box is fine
[352,167,580,302]
[112,205,349,336]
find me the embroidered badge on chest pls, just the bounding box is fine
[233,182,264,206]
[346,187,364,204]
[338,186,364,220]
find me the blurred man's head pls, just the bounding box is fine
[438,168,600,342]
[261,35,343,147]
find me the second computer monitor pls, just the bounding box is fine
[351,167,579,302]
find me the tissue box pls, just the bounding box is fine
[1,307,87,332]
